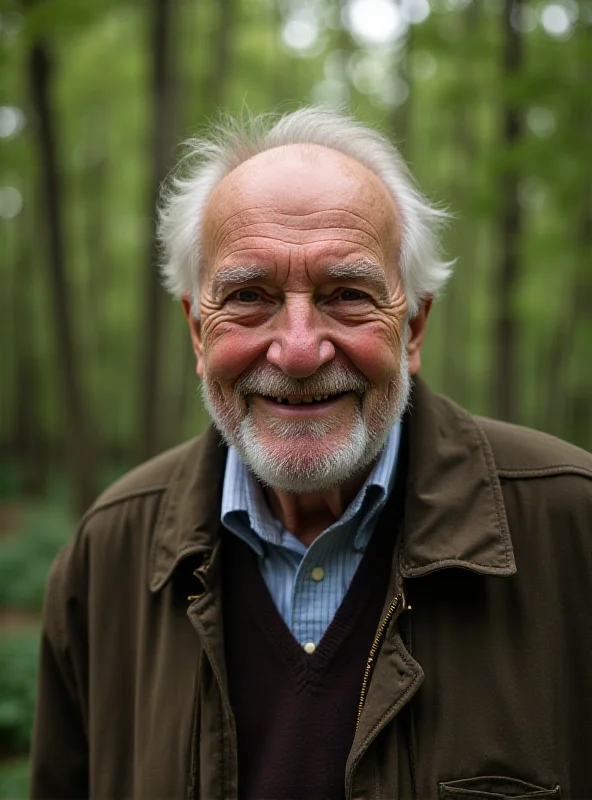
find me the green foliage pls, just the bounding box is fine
[0,0,590,483]
[0,509,72,612]
[0,631,39,755]
[0,758,29,800]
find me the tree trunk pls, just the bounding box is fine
[391,25,414,157]
[212,0,234,108]
[139,0,178,462]
[82,117,109,369]
[566,168,592,447]
[13,210,48,496]
[24,20,97,513]
[441,1,480,407]
[494,0,524,422]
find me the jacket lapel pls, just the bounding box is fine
[149,425,228,593]
[347,378,516,795]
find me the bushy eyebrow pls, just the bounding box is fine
[326,260,391,303]
[211,266,271,300]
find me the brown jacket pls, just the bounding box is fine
[30,378,592,799]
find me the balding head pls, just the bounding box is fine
[158,107,452,319]
[201,144,401,287]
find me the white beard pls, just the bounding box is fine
[201,350,411,494]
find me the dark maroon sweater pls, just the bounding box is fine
[222,487,403,800]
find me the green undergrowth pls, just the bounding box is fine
[0,507,73,612]
[0,631,40,756]
[0,758,29,799]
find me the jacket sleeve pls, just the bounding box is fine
[30,544,89,800]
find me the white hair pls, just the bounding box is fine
[158,107,453,317]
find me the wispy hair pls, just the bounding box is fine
[158,106,453,317]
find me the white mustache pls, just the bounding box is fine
[234,363,370,398]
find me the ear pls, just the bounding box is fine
[406,298,432,376]
[181,295,204,378]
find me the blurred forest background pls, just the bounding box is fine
[0,0,590,794]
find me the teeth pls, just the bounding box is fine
[269,393,336,405]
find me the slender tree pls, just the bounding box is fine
[23,1,97,512]
[441,2,480,407]
[494,0,523,420]
[13,208,48,496]
[391,25,413,157]
[493,0,524,422]
[566,165,592,447]
[139,0,178,461]
[212,0,234,107]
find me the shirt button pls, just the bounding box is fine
[311,566,325,582]
[303,642,316,654]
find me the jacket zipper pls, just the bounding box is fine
[355,592,403,732]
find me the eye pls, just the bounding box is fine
[336,288,370,302]
[232,289,263,303]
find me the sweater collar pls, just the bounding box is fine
[149,376,515,593]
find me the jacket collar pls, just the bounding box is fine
[149,426,228,592]
[399,377,515,578]
[149,376,515,592]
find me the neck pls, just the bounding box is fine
[263,466,373,547]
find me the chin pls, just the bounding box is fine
[232,411,390,494]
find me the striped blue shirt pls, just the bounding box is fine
[221,422,401,649]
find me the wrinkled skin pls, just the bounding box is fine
[182,144,430,542]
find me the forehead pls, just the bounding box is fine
[202,144,400,269]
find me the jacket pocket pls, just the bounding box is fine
[438,776,561,800]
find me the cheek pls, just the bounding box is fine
[203,323,269,383]
[337,324,403,384]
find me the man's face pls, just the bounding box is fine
[186,145,425,493]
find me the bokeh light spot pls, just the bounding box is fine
[282,11,319,53]
[401,0,431,25]
[349,53,388,95]
[311,78,350,107]
[343,0,407,45]
[511,4,537,33]
[541,4,572,37]
[0,11,24,39]
[0,106,24,139]
[0,186,23,219]
[518,177,547,211]
[408,50,437,81]
[377,76,409,108]
[527,107,556,138]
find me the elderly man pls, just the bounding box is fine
[31,109,592,799]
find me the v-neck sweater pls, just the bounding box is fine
[221,480,404,800]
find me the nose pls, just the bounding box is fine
[266,298,335,378]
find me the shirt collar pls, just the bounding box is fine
[220,447,281,555]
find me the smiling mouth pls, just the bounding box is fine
[260,391,349,406]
